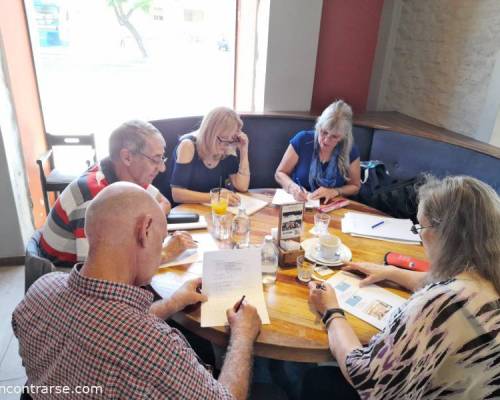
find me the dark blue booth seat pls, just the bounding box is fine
[150,113,500,203]
[370,130,500,193]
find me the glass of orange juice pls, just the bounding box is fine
[210,188,230,239]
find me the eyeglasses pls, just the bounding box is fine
[410,224,433,235]
[319,129,343,140]
[138,152,168,165]
[216,136,239,145]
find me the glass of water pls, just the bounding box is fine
[297,255,315,283]
[313,213,331,236]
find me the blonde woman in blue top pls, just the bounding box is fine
[275,100,361,203]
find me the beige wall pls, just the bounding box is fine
[379,0,500,140]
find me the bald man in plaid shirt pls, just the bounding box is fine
[13,182,261,399]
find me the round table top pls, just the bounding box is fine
[151,189,427,362]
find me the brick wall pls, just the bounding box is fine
[383,0,500,137]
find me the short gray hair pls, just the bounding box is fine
[109,120,165,161]
[418,175,500,294]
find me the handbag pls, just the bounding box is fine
[358,161,423,222]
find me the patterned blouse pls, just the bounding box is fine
[346,273,500,400]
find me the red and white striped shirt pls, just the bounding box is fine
[12,265,233,399]
[39,158,159,267]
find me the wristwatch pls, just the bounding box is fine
[321,308,345,325]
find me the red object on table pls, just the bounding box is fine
[384,252,430,272]
[319,199,350,213]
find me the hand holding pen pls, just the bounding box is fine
[292,178,309,202]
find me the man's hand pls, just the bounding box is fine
[308,281,340,316]
[150,278,207,319]
[161,231,197,263]
[310,186,340,203]
[226,299,261,343]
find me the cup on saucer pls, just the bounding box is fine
[318,234,341,260]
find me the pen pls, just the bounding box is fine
[371,221,385,229]
[235,295,246,312]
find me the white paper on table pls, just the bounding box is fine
[271,189,320,209]
[326,271,406,330]
[167,216,208,231]
[160,233,219,268]
[203,194,268,216]
[201,248,270,327]
[341,212,420,243]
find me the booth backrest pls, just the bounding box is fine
[151,114,374,201]
[150,114,500,202]
[370,130,500,193]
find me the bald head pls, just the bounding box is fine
[85,182,165,250]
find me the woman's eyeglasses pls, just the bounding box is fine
[217,136,239,145]
[319,129,343,140]
[138,152,168,165]
[410,224,433,235]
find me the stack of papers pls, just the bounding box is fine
[327,271,406,330]
[341,212,420,244]
[201,248,270,327]
[271,189,320,209]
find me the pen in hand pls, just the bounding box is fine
[235,295,246,312]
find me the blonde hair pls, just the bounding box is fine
[314,100,354,180]
[192,107,243,161]
[418,175,500,294]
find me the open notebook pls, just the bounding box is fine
[204,194,268,216]
[271,189,320,209]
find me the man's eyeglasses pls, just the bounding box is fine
[138,152,168,165]
[216,136,239,145]
[410,224,433,235]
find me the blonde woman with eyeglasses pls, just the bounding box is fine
[304,175,500,400]
[170,107,250,205]
[275,100,361,203]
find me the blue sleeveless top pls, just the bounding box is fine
[170,136,239,193]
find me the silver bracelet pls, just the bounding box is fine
[325,314,346,328]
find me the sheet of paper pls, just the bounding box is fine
[227,194,268,216]
[271,189,319,209]
[167,215,208,231]
[201,248,270,327]
[341,212,420,243]
[327,271,406,330]
[160,233,219,269]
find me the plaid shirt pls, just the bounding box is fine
[12,266,233,399]
[39,158,159,268]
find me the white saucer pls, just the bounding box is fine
[301,237,352,266]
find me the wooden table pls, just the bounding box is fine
[151,190,427,362]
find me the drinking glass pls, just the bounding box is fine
[297,255,315,283]
[210,188,230,240]
[313,213,331,236]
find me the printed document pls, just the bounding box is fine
[160,233,219,268]
[201,248,270,327]
[272,189,320,209]
[327,271,406,330]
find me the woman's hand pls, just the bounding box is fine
[235,131,249,153]
[223,189,241,206]
[342,262,396,287]
[310,186,340,202]
[308,281,340,316]
[290,184,309,202]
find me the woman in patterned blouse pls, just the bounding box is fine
[305,175,500,400]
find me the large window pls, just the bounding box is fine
[26,0,236,157]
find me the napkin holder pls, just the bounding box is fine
[278,244,304,268]
[276,203,305,268]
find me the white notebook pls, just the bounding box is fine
[271,189,320,209]
[204,194,268,216]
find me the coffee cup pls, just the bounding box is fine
[318,234,341,260]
